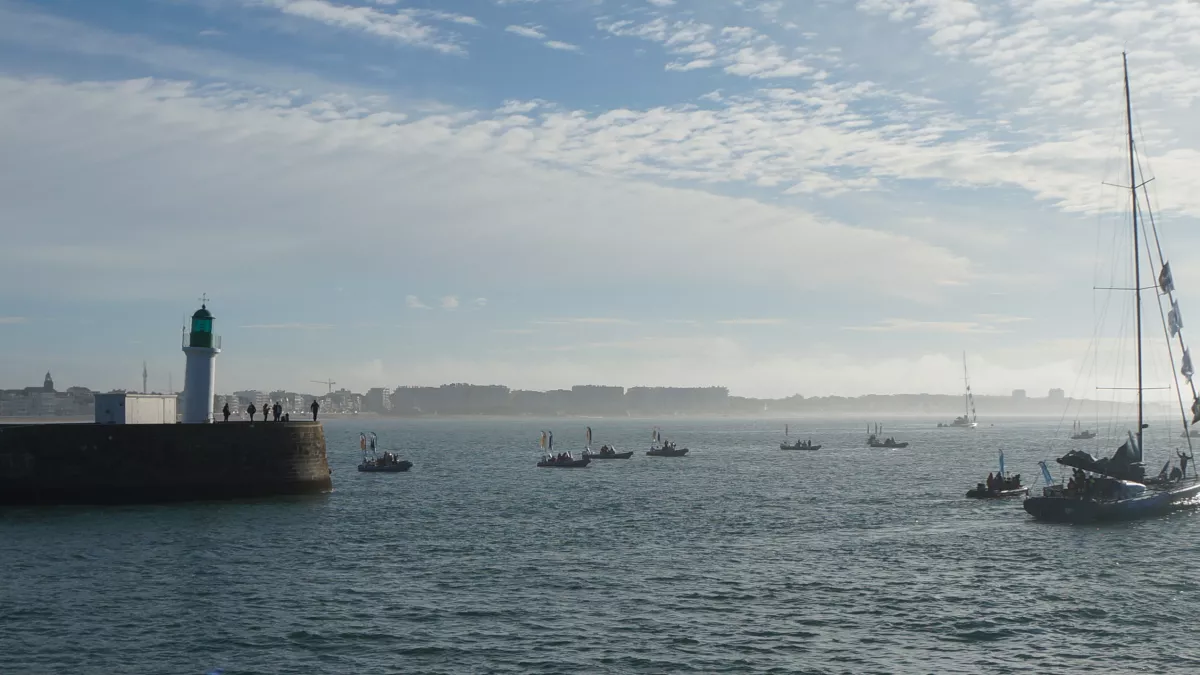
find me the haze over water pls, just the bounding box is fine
[3,417,1197,674]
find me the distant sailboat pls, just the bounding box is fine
[1070,421,1096,440]
[939,353,978,428]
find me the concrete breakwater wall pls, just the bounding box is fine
[0,421,332,505]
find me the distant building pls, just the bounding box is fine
[43,371,55,392]
[1048,388,1066,401]
[1012,389,1027,399]
[95,393,177,424]
[365,387,393,413]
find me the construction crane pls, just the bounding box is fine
[311,379,337,394]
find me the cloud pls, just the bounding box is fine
[505,24,578,51]
[533,318,636,325]
[406,295,430,309]
[473,297,488,307]
[601,18,812,79]
[441,295,460,310]
[239,323,334,329]
[974,313,1032,324]
[843,318,1009,334]
[0,76,973,305]
[491,328,535,334]
[259,0,469,55]
[544,40,581,52]
[505,25,546,39]
[0,316,28,324]
[716,318,787,325]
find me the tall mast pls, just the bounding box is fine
[963,352,969,418]
[1123,52,1144,450]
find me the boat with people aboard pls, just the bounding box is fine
[648,428,689,456]
[585,445,633,460]
[966,450,1026,498]
[357,432,413,472]
[1070,421,1096,440]
[780,424,821,450]
[581,426,633,459]
[938,354,979,428]
[867,423,908,448]
[1024,54,1200,523]
[536,430,591,468]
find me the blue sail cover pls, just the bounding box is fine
[1039,460,1055,486]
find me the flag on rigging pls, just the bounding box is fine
[1038,460,1054,487]
[1160,262,1175,294]
[1170,299,1184,337]
[1183,348,1194,382]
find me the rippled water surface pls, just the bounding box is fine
[3,417,1199,674]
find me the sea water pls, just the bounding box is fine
[2,417,1196,674]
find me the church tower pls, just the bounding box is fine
[43,372,54,392]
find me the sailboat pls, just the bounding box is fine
[1070,421,1096,440]
[1024,54,1200,522]
[939,353,978,428]
[866,422,908,448]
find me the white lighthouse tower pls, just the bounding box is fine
[181,299,221,423]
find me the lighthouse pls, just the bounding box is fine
[181,301,221,423]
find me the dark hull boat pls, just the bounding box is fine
[648,447,689,457]
[358,460,412,472]
[866,424,907,448]
[967,486,1028,499]
[538,457,590,468]
[1024,481,1200,523]
[1025,55,1200,524]
[779,442,820,450]
[586,451,633,460]
[1070,422,1096,440]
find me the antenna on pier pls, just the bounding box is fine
[142,361,148,394]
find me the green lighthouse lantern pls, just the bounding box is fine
[189,304,215,349]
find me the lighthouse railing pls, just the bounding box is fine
[183,333,222,349]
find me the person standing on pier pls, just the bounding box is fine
[247,402,257,421]
[222,402,230,422]
[310,398,320,421]
[273,401,282,422]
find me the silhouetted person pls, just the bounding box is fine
[1179,451,1191,479]
[311,399,320,421]
[273,402,282,422]
[222,402,230,422]
[247,403,257,421]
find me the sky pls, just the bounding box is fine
[4,0,1200,399]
